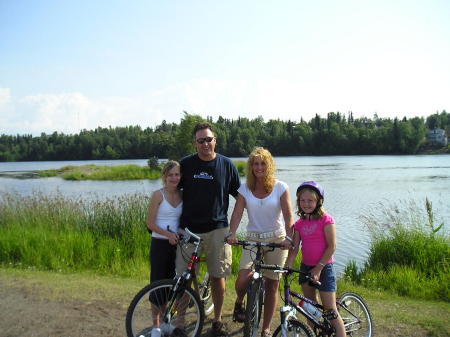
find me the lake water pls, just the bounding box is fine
[1,155,449,274]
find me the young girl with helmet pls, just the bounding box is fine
[285,181,345,337]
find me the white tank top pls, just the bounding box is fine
[238,180,288,234]
[152,189,182,239]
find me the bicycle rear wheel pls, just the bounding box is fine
[125,279,204,337]
[337,292,373,337]
[272,319,315,337]
[198,271,214,316]
[244,278,264,337]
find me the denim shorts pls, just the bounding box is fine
[299,263,336,292]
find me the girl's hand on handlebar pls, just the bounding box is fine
[309,265,322,282]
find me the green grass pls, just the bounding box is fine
[0,192,150,277]
[1,192,449,305]
[37,161,245,180]
[38,164,161,180]
[0,191,247,278]
[350,198,450,301]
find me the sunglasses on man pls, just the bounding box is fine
[196,137,215,144]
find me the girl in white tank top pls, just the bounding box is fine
[146,161,183,337]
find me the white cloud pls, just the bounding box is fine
[1,77,448,136]
[0,88,11,106]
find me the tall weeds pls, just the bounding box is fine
[349,198,450,301]
[0,192,150,277]
[0,191,246,279]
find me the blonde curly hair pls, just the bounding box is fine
[246,147,276,193]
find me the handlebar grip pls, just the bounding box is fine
[184,227,201,242]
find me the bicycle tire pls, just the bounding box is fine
[198,271,214,316]
[125,279,204,337]
[244,278,264,337]
[337,292,373,337]
[272,319,315,337]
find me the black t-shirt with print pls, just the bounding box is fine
[179,153,240,233]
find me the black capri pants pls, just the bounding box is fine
[150,237,177,283]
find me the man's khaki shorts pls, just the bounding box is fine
[175,227,232,278]
[239,235,288,280]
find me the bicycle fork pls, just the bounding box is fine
[280,304,297,337]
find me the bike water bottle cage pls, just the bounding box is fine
[323,308,338,321]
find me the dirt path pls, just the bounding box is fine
[0,281,123,337]
[0,278,244,337]
[0,275,433,337]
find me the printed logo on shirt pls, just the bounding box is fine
[301,223,318,236]
[193,172,214,180]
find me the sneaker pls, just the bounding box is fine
[150,328,162,337]
[160,322,175,335]
[210,321,229,337]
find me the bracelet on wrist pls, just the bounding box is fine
[318,262,325,267]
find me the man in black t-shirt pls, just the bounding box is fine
[176,122,240,337]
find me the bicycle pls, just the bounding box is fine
[230,240,287,337]
[259,264,373,337]
[126,228,214,337]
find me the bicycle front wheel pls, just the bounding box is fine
[125,279,204,337]
[198,271,214,316]
[337,292,373,337]
[244,278,264,337]
[272,319,315,337]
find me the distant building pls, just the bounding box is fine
[427,128,448,146]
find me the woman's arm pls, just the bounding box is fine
[280,188,294,248]
[226,193,246,244]
[147,190,179,245]
[285,229,300,268]
[280,189,294,236]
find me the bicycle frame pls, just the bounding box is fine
[159,229,203,321]
[263,264,369,337]
[232,240,285,337]
[126,227,211,337]
[262,265,334,336]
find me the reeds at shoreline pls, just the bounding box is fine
[1,191,448,301]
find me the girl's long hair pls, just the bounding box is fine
[246,147,275,193]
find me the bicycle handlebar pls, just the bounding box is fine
[224,235,294,247]
[183,227,201,242]
[232,240,285,249]
[167,226,202,245]
[259,264,322,286]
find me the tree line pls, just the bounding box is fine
[0,110,448,162]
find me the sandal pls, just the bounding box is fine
[232,301,246,323]
[261,330,271,337]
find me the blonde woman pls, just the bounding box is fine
[226,147,294,337]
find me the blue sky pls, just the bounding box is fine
[1,0,449,135]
